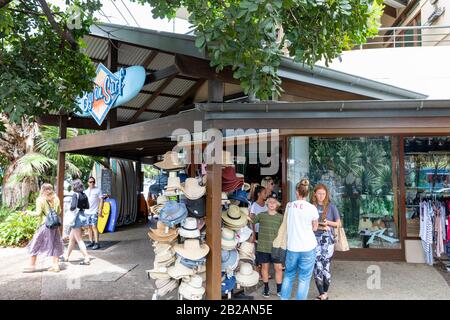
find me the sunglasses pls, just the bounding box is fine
[88,181,95,184]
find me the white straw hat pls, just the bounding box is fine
[235,262,259,287]
[238,241,256,261]
[174,239,210,260]
[181,178,206,200]
[146,266,171,280]
[165,176,182,191]
[167,260,195,280]
[221,228,238,250]
[178,275,205,300]
[156,279,179,297]
[236,226,253,243]
[179,217,201,239]
[154,151,185,170]
[221,205,248,229]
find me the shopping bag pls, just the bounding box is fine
[334,220,350,252]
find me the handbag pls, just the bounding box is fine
[333,220,350,252]
[272,205,289,264]
[45,200,62,229]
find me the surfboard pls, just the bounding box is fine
[105,198,118,233]
[97,200,111,234]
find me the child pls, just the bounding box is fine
[250,196,284,297]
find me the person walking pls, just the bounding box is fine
[280,179,319,300]
[311,184,341,300]
[24,184,64,273]
[85,176,102,250]
[250,186,268,276]
[261,177,277,198]
[61,180,91,265]
[250,196,284,298]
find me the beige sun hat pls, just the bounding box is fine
[150,204,164,215]
[153,257,176,269]
[221,228,238,250]
[238,241,256,261]
[165,176,182,192]
[154,151,185,170]
[181,178,206,200]
[148,221,179,243]
[155,279,179,297]
[168,260,195,280]
[179,217,201,239]
[221,205,248,229]
[157,195,169,205]
[173,239,210,260]
[236,226,253,243]
[146,266,171,280]
[243,183,251,192]
[178,275,205,300]
[235,262,259,287]
[154,249,175,264]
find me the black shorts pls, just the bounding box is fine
[256,251,282,264]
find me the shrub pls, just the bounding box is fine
[0,211,40,247]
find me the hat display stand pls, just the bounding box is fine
[147,159,209,300]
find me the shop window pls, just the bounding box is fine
[404,136,450,238]
[288,136,401,249]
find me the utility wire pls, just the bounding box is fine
[120,0,140,27]
[110,0,130,26]
[99,8,112,23]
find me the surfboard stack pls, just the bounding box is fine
[146,151,209,300]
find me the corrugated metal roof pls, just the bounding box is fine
[123,93,151,109]
[137,112,162,122]
[163,78,196,96]
[117,108,138,122]
[142,79,166,92]
[148,53,175,70]
[146,96,178,112]
[82,36,108,61]
[118,43,152,66]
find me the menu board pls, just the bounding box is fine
[101,168,113,196]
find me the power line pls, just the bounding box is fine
[120,0,140,27]
[110,0,130,26]
[99,8,112,23]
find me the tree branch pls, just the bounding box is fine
[0,0,13,9]
[37,0,79,50]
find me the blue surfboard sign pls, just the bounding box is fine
[77,64,146,125]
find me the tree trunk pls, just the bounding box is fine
[2,161,39,209]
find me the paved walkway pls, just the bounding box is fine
[0,224,449,300]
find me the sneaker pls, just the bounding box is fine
[86,242,94,248]
[262,290,270,298]
[91,243,100,250]
[277,292,281,297]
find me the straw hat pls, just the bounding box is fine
[155,279,179,297]
[221,228,238,250]
[222,205,248,229]
[179,217,201,239]
[238,241,256,261]
[154,248,175,263]
[221,249,239,272]
[235,262,259,287]
[147,266,171,280]
[236,226,253,243]
[168,260,195,280]
[185,197,206,218]
[154,151,185,170]
[165,176,182,192]
[174,239,210,260]
[150,204,164,216]
[153,257,176,269]
[222,192,231,205]
[181,178,206,200]
[157,195,169,205]
[148,221,179,242]
[179,275,205,300]
[153,242,172,253]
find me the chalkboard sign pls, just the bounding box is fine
[101,169,113,196]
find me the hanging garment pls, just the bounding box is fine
[420,201,434,266]
[435,205,445,257]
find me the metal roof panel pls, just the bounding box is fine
[162,78,196,96]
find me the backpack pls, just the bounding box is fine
[77,192,90,210]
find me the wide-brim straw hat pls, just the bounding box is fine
[154,151,185,170]
[181,178,206,200]
[150,204,164,215]
[168,260,195,280]
[174,239,210,260]
[235,262,259,287]
[147,267,171,280]
[148,221,179,243]
[153,257,176,269]
[154,249,175,263]
[179,217,201,239]
[221,249,239,272]
[221,228,238,250]
[179,275,205,300]
[236,226,253,243]
[222,205,248,228]
[165,176,182,191]
[156,279,179,297]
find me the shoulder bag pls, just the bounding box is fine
[333,219,350,252]
[271,204,289,264]
[45,200,62,229]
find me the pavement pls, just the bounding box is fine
[1,223,449,300]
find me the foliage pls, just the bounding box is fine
[143,165,160,180]
[0,209,40,246]
[0,0,101,124]
[134,0,384,100]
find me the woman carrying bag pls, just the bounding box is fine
[24,184,64,273]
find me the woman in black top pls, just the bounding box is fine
[61,180,91,265]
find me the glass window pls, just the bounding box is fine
[404,136,450,237]
[288,136,401,249]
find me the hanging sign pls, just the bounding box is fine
[77,64,146,126]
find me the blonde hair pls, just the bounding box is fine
[40,183,55,198]
[266,196,281,209]
[261,177,274,188]
[296,179,310,198]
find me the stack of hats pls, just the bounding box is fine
[154,151,186,171]
[222,205,249,230]
[235,262,259,288]
[179,275,205,300]
[181,178,206,200]
[164,176,182,197]
[222,166,244,192]
[155,279,179,298]
[159,201,188,228]
[148,221,179,243]
[149,195,168,216]
[147,242,177,281]
[238,241,256,264]
[221,228,238,251]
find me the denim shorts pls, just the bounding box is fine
[85,214,98,227]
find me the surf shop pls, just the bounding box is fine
[38,23,450,300]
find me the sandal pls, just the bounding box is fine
[47,266,61,273]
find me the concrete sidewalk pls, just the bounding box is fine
[0,223,449,300]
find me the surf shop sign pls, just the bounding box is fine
[78,63,146,126]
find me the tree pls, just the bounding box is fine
[0,0,100,124]
[134,0,384,100]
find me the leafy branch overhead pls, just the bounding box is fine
[133,0,384,100]
[0,0,101,123]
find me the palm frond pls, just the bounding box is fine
[9,153,57,183]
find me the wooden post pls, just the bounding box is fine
[136,161,143,193]
[56,115,67,229]
[107,39,118,130]
[205,79,224,300]
[205,164,222,300]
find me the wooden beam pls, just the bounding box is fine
[107,39,119,128]
[142,50,159,68]
[162,79,206,117]
[205,164,222,300]
[384,4,397,18]
[59,110,204,153]
[56,115,67,231]
[144,64,179,85]
[36,114,128,130]
[131,74,178,123]
[140,90,181,99]
[117,106,166,114]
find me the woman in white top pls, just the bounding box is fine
[280,179,319,300]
